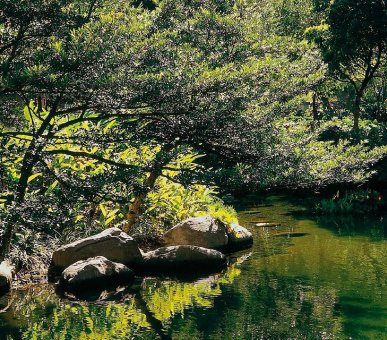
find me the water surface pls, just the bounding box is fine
[1,196,387,339]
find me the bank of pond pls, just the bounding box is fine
[1,195,387,339]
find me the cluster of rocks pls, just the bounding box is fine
[1,215,253,296]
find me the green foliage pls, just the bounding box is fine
[2,0,387,263]
[230,116,387,190]
[315,189,383,215]
[306,0,387,127]
[307,0,387,73]
[135,177,238,235]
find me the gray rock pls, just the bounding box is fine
[227,223,253,250]
[60,256,134,290]
[162,216,228,250]
[0,261,12,294]
[136,245,227,274]
[52,228,142,271]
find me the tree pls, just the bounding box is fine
[0,0,100,125]
[0,0,273,256]
[306,0,387,128]
[0,0,155,256]
[2,0,381,264]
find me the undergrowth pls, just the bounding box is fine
[314,189,383,215]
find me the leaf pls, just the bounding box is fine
[85,317,94,331]
[107,209,119,218]
[27,173,42,183]
[104,119,116,133]
[100,203,107,217]
[45,180,58,195]
[75,215,84,223]
[105,215,115,225]
[24,105,33,126]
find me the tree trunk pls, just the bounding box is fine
[37,95,46,113]
[0,227,12,261]
[123,170,160,233]
[122,145,174,233]
[1,102,58,259]
[354,91,362,129]
[0,150,37,258]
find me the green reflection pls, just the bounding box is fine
[1,196,387,339]
[0,285,154,340]
[141,263,243,324]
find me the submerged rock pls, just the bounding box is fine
[162,215,229,250]
[135,245,227,274]
[227,223,253,250]
[0,261,12,295]
[60,256,134,291]
[52,227,142,272]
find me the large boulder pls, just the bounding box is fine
[162,216,229,250]
[52,228,142,271]
[135,245,227,274]
[60,256,134,291]
[227,223,253,250]
[0,261,12,295]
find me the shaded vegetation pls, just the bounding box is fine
[1,0,387,281]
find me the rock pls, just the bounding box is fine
[0,261,12,295]
[254,222,281,228]
[52,228,142,271]
[227,223,253,250]
[135,245,227,274]
[60,256,134,291]
[131,233,163,252]
[162,216,228,250]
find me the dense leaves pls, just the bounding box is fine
[1,0,387,261]
[306,0,387,127]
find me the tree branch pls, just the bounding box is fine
[44,149,141,170]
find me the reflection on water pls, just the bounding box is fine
[1,196,387,339]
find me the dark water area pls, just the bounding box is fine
[1,196,387,339]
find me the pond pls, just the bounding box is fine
[1,195,387,339]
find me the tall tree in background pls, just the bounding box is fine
[306,0,387,128]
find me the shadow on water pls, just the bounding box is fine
[316,214,387,240]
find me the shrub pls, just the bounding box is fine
[128,177,238,235]
[314,189,383,215]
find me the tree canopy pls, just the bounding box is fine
[306,0,387,128]
[1,0,387,261]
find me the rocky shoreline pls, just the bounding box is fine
[1,215,253,298]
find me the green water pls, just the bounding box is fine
[1,196,387,339]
